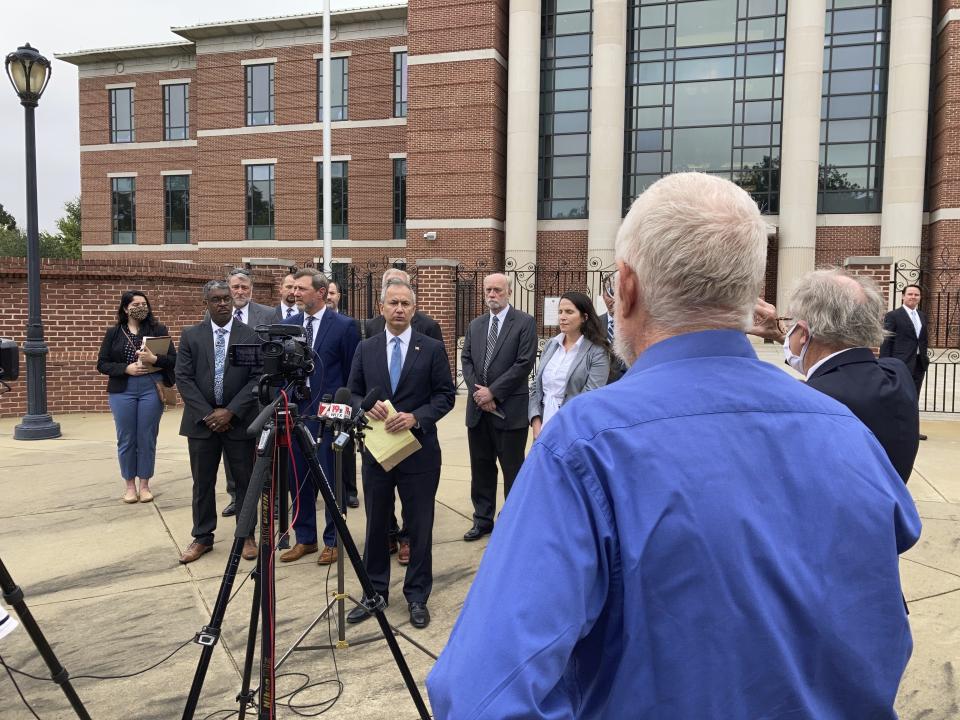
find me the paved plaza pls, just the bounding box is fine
[1,391,959,718]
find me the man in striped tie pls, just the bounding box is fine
[461,273,537,542]
[598,270,627,384]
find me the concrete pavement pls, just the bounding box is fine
[1,397,959,719]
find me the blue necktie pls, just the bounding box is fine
[214,328,227,405]
[390,336,403,394]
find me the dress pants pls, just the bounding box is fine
[468,414,528,529]
[362,460,440,604]
[290,419,343,547]
[909,356,926,397]
[107,374,163,481]
[187,433,255,546]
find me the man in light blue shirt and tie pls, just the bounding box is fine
[428,173,921,718]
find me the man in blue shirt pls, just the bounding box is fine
[427,173,921,719]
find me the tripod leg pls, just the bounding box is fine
[334,445,346,644]
[291,424,430,720]
[0,557,92,720]
[235,563,261,720]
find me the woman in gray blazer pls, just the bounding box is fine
[529,291,611,439]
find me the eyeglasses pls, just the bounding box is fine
[210,297,233,305]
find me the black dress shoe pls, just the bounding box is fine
[919,433,928,441]
[347,597,386,624]
[347,494,360,508]
[409,602,430,629]
[463,524,492,542]
[221,502,236,517]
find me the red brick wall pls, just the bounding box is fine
[815,226,881,267]
[0,258,279,418]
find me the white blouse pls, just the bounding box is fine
[541,334,584,426]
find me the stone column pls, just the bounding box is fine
[776,0,827,309]
[586,0,628,273]
[880,1,933,266]
[504,0,541,269]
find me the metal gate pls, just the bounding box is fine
[892,255,960,413]
[330,258,415,324]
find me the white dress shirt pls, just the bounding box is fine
[805,347,855,380]
[541,334,584,426]
[210,317,234,340]
[303,306,326,345]
[385,324,414,373]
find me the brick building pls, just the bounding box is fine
[56,1,957,309]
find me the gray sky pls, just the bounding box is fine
[0,0,388,234]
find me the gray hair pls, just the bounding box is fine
[227,267,253,285]
[381,268,411,287]
[788,268,886,349]
[380,278,417,304]
[616,173,768,331]
[203,280,229,300]
[294,267,329,291]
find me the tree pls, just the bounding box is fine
[56,197,81,258]
[0,203,16,231]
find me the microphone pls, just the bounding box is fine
[351,386,381,429]
[321,387,354,432]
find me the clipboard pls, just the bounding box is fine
[364,400,422,471]
[142,336,171,355]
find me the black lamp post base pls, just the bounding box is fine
[14,413,61,440]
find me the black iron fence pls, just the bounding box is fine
[329,259,415,325]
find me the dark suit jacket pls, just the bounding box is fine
[175,320,261,440]
[364,311,443,342]
[283,309,360,406]
[879,306,929,374]
[348,331,455,472]
[807,347,919,483]
[597,312,626,383]
[461,306,538,430]
[97,323,177,393]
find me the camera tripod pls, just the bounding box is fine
[181,386,430,720]
[0,555,91,719]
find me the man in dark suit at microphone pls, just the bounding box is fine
[346,278,455,629]
[278,268,360,565]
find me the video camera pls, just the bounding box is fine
[0,338,18,386]
[229,324,313,379]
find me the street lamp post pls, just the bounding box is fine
[5,43,60,440]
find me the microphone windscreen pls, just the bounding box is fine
[333,386,352,404]
[322,393,333,403]
[361,387,381,412]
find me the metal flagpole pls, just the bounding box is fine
[322,0,333,274]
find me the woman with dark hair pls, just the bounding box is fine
[529,290,610,439]
[96,291,177,503]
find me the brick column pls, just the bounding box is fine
[415,258,459,379]
[843,255,895,309]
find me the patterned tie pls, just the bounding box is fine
[305,315,315,350]
[481,314,499,385]
[286,306,294,318]
[214,328,227,405]
[390,336,403,394]
[607,315,615,346]
[910,308,921,338]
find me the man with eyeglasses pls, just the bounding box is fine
[597,270,627,383]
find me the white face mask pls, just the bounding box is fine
[782,323,810,374]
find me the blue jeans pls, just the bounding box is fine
[108,374,163,481]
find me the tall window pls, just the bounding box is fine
[394,52,408,117]
[246,64,275,126]
[318,57,348,120]
[818,0,890,213]
[317,161,348,239]
[109,88,134,143]
[623,0,787,215]
[538,0,593,219]
[164,175,190,244]
[163,84,189,140]
[111,177,136,244]
[393,158,407,239]
[246,165,275,240]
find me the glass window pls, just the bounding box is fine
[624,0,786,214]
[164,175,190,244]
[111,177,135,244]
[539,0,593,220]
[394,52,408,118]
[109,88,134,143]
[318,57,348,121]
[317,161,348,240]
[819,0,888,213]
[393,158,406,239]
[246,164,275,240]
[245,64,275,126]
[676,0,737,47]
[163,84,189,141]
